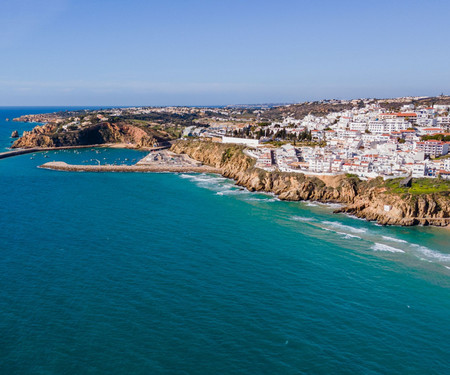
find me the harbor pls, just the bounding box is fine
[39,149,220,173]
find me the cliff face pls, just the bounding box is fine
[337,192,450,226]
[12,122,165,149]
[171,140,450,227]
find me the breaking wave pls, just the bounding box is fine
[245,197,278,202]
[372,243,405,253]
[316,202,344,209]
[179,173,226,183]
[382,236,408,244]
[320,226,362,240]
[216,189,247,196]
[292,216,315,222]
[336,231,362,239]
[321,221,367,234]
[411,245,450,262]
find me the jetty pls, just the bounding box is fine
[39,161,221,174]
[38,148,220,174]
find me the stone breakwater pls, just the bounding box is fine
[171,140,450,227]
[40,161,221,174]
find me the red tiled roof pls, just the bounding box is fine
[380,113,417,117]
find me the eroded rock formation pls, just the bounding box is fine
[12,122,166,149]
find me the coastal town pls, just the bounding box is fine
[184,98,450,181]
[10,95,450,181]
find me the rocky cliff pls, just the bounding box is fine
[12,122,167,149]
[171,140,450,227]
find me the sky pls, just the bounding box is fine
[1,0,450,106]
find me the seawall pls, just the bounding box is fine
[39,161,221,174]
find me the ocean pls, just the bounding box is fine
[1,107,449,374]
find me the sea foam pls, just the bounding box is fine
[411,245,450,262]
[292,216,315,222]
[382,236,408,244]
[245,197,277,202]
[371,243,405,253]
[321,221,367,234]
[336,231,361,239]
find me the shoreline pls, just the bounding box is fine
[4,141,449,228]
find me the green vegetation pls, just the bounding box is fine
[345,173,361,183]
[221,147,234,163]
[264,140,323,147]
[421,134,450,142]
[384,177,450,195]
[265,140,290,147]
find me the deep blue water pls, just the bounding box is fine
[1,108,450,374]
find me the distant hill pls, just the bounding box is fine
[260,95,450,120]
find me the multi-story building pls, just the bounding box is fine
[415,140,449,157]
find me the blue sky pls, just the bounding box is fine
[1,0,449,106]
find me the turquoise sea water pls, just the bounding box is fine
[1,108,450,374]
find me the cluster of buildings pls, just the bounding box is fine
[13,97,450,180]
[207,101,450,180]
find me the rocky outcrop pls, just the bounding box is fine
[336,192,450,226]
[12,122,167,149]
[11,130,19,138]
[171,140,450,227]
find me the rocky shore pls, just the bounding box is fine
[171,140,450,227]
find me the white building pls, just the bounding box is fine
[222,136,260,147]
